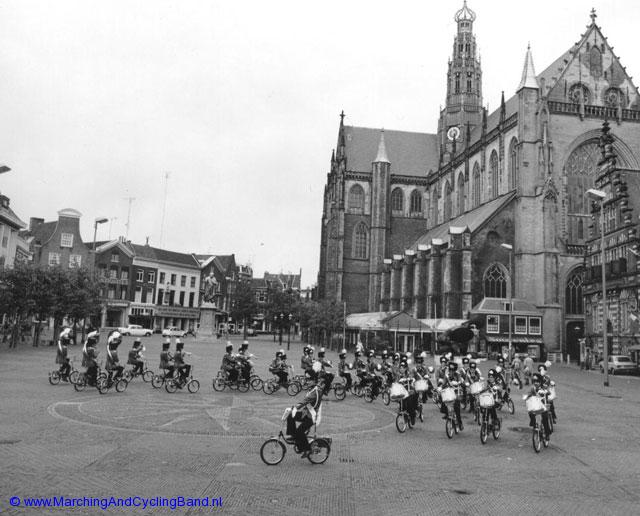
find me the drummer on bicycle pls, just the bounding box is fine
[439,361,464,430]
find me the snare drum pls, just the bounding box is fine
[441,387,456,403]
[469,381,486,395]
[526,396,546,414]
[414,379,428,392]
[478,391,495,408]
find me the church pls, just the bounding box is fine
[317,2,640,360]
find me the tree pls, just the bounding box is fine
[229,280,258,339]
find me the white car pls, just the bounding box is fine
[117,324,153,337]
[162,326,187,338]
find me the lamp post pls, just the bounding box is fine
[587,188,609,387]
[278,312,284,349]
[287,313,292,350]
[93,217,109,251]
[0,165,11,174]
[500,243,513,362]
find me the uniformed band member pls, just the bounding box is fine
[159,339,174,378]
[105,331,124,382]
[127,338,145,376]
[317,348,334,395]
[337,349,352,389]
[286,371,326,459]
[174,339,191,384]
[56,327,72,381]
[82,329,100,386]
[222,342,238,383]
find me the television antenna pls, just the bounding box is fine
[124,198,135,238]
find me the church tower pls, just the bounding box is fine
[438,1,483,164]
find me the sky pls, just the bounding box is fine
[1,0,639,289]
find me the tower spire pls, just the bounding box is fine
[517,44,539,91]
[374,130,390,164]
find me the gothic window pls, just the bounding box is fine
[508,138,518,190]
[391,188,404,212]
[484,263,508,298]
[409,189,422,215]
[565,269,584,315]
[457,172,466,215]
[455,73,460,94]
[604,87,625,108]
[568,83,591,104]
[348,184,365,213]
[353,223,368,259]
[565,140,601,243]
[466,72,472,93]
[490,150,499,197]
[472,162,480,207]
[431,188,439,226]
[443,181,452,221]
[589,46,603,78]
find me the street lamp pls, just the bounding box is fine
[0,165,11,174]
[587,188,609,387]
[93,217,109,250]
[500,243,513,362]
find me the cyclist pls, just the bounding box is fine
[105,331,124,382]
[440,361,464,430]
[317,348,334,396]
[301,346,315,382]
[398,356,421,425]
[354,350,367,390]
[391,353,402,381]
[127,338,145,376]
[55,327,73,381]
[523,353,534,385]
[269,350,286,385]
[365,350,382,398]
[237,341,252,383]
[174,339,191,386]
[222,342,238,383]
[415,351,431,403]
[286,370,326,459]
[337,349,352,390]
[483,368,501,428]
[436,355,448,383]
[466,361,482,412]
[538,362,557,423]
[511,353,523,389]
[159,339,174,379]
[524,373,552,436]
[82,329,100,386]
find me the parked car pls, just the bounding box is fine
[598,355,638,375]
[162,326,188,338]
[117,324,153,337]
[467,351,488,363]
[246,328,256,336]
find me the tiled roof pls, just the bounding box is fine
[214,255,235,272]
[347,311,432,332]
[263,273,301,290]
[411,190,516,249]
[343,126,439,176]
[130,244,200,268]
[471,297,542,315]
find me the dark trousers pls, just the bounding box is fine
[241,363,251,382]
[339,372,352,389]
[86,365,98,386]
[441,400,462,425]
[321,372,334,394]
[58,360,71,379]
[178,364,191,382]
[400,392,419,424]
[133,360,144,375]
[108,365,123,381]
[163,366,174,378]
[275,370,288,385]
[529,411,552,435]
[286,412,313,452]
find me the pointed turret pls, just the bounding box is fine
[517,44,539,92]
[374,130,390,164]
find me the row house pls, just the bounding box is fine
[21,209,93,270]
[0,193,27,268]
[94,238,135,328]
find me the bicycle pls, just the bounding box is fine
[393,378,423,433]
[478,389,501,444]
[73,364,108,392]
[97,373,129,394]
[151,369,174,389]
[469,380,486,425]
[441,386,461,438]
[259,408,331,465]
[123,361,154,383]
[526,392,551,453]
[49,357,79,385]
[212,369,251,393]
[497,387,515,415]
[166,366,200,394]
[262,375,301,396]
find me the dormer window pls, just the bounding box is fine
[60,233,74,248]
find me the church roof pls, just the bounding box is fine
[343,126,439,176]
[410,190,516,249]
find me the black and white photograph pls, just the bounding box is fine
[2,0,640,514]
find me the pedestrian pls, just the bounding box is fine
[585,348,591,371]
[523,353,534,385]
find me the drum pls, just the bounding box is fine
[526,396,546,414]
[469,381,486,395]
[441,387,456,403]
[478,391,495,408]
[390,382,409,401]
[414,379,428,392]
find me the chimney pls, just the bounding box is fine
[29,217,44,232]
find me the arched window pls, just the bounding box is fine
[443,181,452,221]
[455,73,460,94]
[508,138,518,190]
[472,162,480,208]
[348,184,365,212]
[391,188,403,213]
[353,223,368,259]
[565,269,584,315]
[484,263,508,298]
[456,172,466,216]
[466,72,472,93]
[490,150,499,198]
[409,189,422,215]
[431,188,439,226]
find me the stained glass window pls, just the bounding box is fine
[484,263,507,298]
[565,269,584,315]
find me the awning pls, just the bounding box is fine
[419,318,469,332]
[485,335,544,345]
[627,344,640,351]
[347,311,433,332]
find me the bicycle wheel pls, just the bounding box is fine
[97,378,109,395]
[69,370,79,384]
[507,399,515,415]
[212,376,226,392]
[152,375,164,389]
[363,387,374,403]
[445,418,454,439]
[352,383,363,397]
[307,438,331,465]
[333,384,346,401]
[382,390,390,406]
[395,413,408,433]
[474,407,480,425]
[74,375,86,392]
[263,379,277,395]
[418,404,424,423]
[237,379,250,393]
[123,370,133,382]
[260,438,286,465]
[49,371,61,385]
[142,371,154,383]
[165,379,178,393]
[115,379,128,393]
[532,428,542,453]
[250,376,264,391]
[492,417,501,440]
[188,379,200,393]
[480,421,488,444]
[286,381,301,396]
